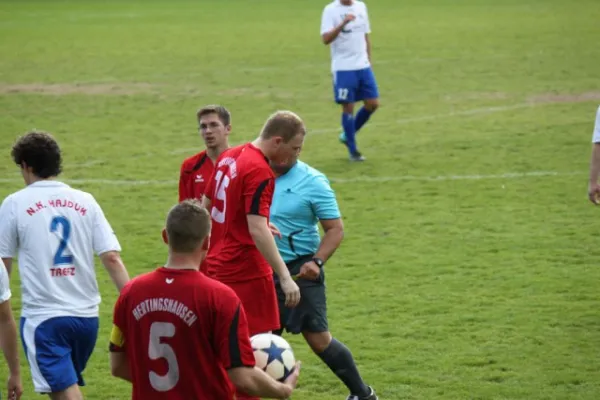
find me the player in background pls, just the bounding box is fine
[202,111,304,400]
[178,105,232,202]
[0,259,23,400]
[321,0,380,162]
[269,154,378,400]
[587,105,600,204]
[109,200,301,400]
[178,105,232,275]
[0,132,130,400]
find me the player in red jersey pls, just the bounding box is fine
[179,105,232,275]
[201,110,304,400]
[179,105,232,202]
[109,200,300,400]
[202,111,305,400]
[202,111,305,331]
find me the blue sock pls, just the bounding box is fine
[354,107,373,134]
[342,112,357,154]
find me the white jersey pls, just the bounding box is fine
[320,0,371,72]
[0,259,10,304]
[592,105,600,143]
[0,181,121,319]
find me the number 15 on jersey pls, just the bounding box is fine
[211,170,230,224]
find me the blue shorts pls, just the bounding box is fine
[20,316,99,393]
[332,67,379,104]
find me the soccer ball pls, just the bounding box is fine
[250,333,296,382]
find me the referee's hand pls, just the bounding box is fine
[296,261,320,281]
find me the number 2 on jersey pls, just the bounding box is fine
[211,170,230,224]
[50,216,73,266]
[149,322,179,392]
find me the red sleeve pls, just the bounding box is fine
[243,166,274,217]
[178,161,190,202]
[204,166,217,201]
[214,289,256,369]
[109,283,131,352]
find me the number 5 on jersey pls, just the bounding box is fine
[211,170,230,224]
[149,322,179,392]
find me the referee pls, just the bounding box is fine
[269,155,378,400]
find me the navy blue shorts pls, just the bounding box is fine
[332,67,379,104]
[20,316,99,393]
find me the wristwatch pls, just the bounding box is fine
[312,257,325,268]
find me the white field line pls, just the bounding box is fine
[310,102,538,135]
[0,171,584,187]
[18,99,597,169]
[328,171,584,183]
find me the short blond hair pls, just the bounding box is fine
[260,110,306,142]
[166,199,211,253]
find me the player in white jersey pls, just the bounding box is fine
[0,132,130,400]
[588,105,600,204]
[321,0,380,162]
[0,258,23,400]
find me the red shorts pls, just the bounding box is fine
[227,275,280,336]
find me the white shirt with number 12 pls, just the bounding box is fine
[320,0,371,72]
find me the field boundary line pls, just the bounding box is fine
[311,97,600,135]
[0,171,584,187]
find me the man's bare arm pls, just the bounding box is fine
[315,218,344,262]
[247,215,300,307]
[99,251,130,292]
[228,366,297,399]
[589,143,600,204]
[2,258,12,277]
[247,215,292,281]
[110,352,132,382]
[0,301,20,380]
[201,195,212,210]
[322,14,355,45]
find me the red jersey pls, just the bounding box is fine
[179,151,215,275]
[178,151,215,202]
[109,267,256,400]
[204,143,275,283]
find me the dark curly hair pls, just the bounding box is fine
[11,131,63,178]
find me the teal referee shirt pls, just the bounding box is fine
[270,161,341,263]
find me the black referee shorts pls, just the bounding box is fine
[274,255,328,334]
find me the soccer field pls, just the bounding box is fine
[1,0,600,398]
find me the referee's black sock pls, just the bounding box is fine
[317,338,370,398]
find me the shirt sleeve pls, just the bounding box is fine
[214,289,256,369]
[0,196,18,258]
[363,3,371,34]
[109,284,129,352]
[243,166,274,217]
[311,176,342,220]
[91,196,122,256]
[204,167,217,201]
[592,106,600,143]
[320,6,335,35]
[178,161,189,202]
[0,259,11,304]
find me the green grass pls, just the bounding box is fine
[1,0,600,398]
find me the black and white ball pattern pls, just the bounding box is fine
[250,333,296,382]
